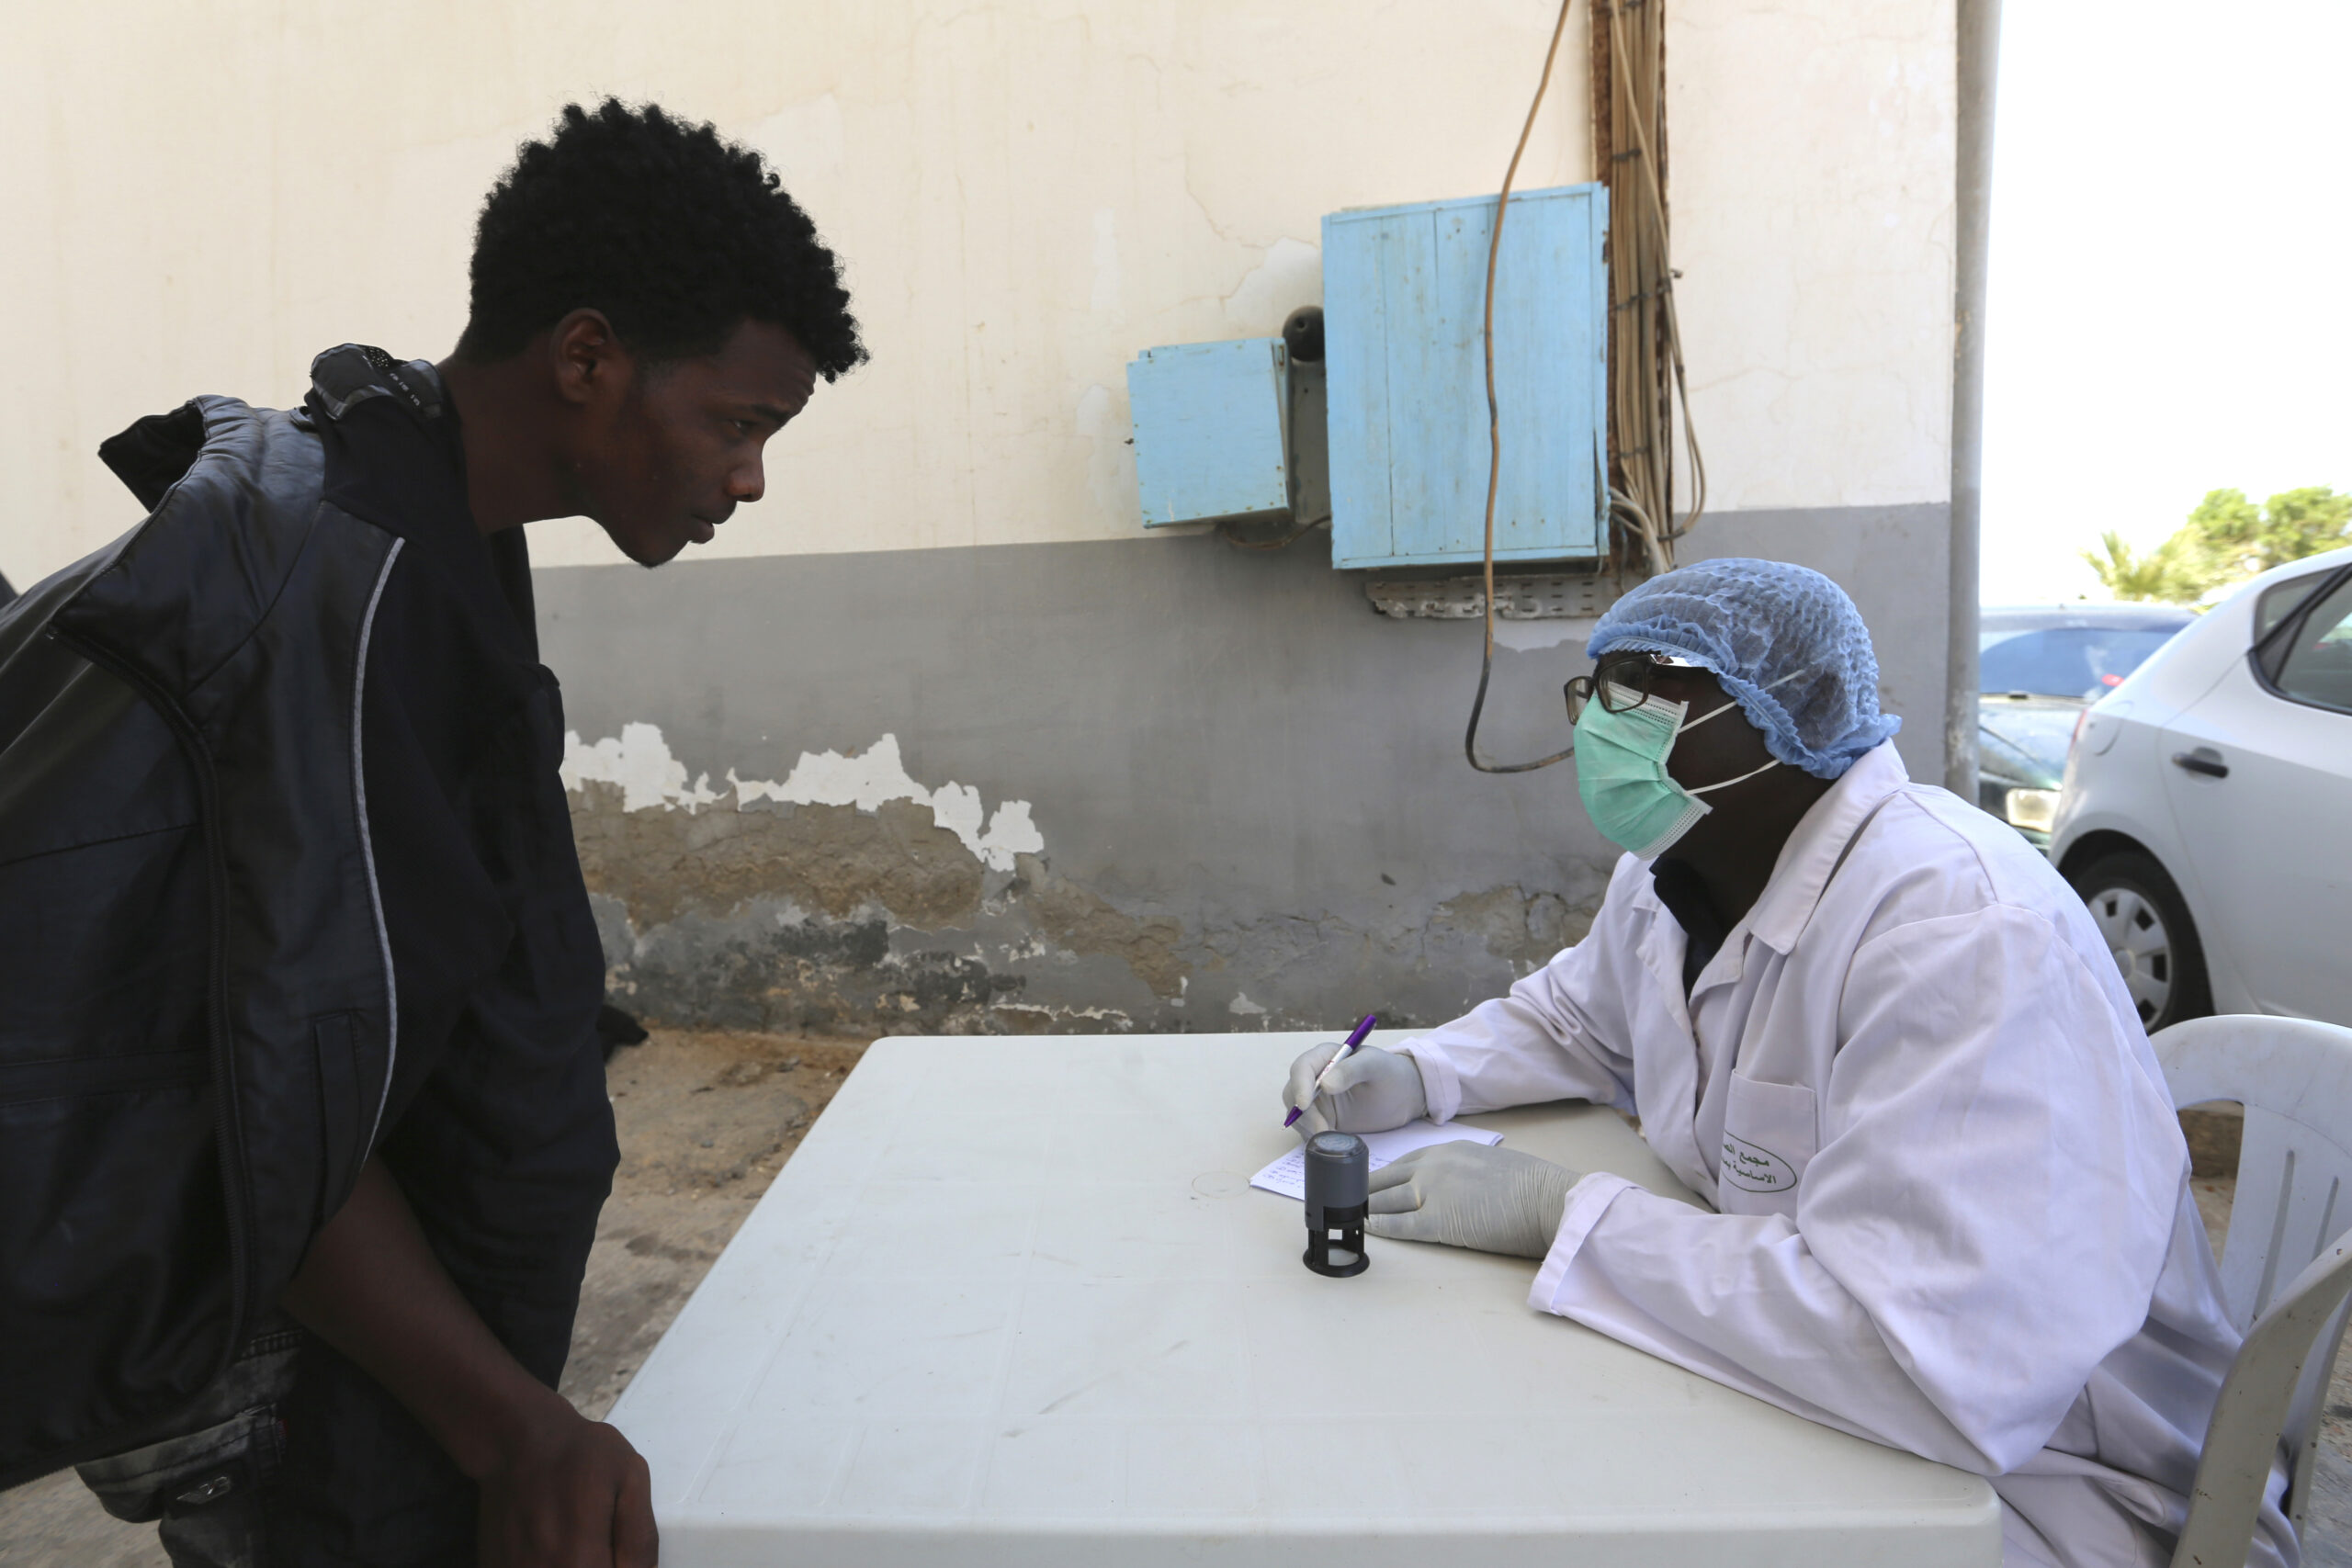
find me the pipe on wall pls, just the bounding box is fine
[1944,0,2001,798]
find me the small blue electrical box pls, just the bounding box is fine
[1323,184,1609,570]
[1125,337,1290,527]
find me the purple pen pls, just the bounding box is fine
[1283,1013,1380,1128]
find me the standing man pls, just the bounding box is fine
[1284,560,2296,1568]
[0,100,864,1565]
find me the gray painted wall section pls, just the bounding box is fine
[537,502,1948,1036]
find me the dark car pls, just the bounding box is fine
[1977,604,2196,849]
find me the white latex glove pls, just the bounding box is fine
[1364,1142,1582,1259]
[1284,1043,1428,1138]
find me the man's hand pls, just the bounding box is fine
[477,1402,657,1568]
[1365,1142,1582,1259]
[1283,1043,1428,1137]
[283,1158,657,1566]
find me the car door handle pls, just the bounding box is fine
[2171,748,2230,779]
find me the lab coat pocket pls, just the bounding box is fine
[1719,1073,1817,1219]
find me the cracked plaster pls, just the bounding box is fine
[568,723,1597,1037]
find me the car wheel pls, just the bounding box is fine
[2068,851,2212,1033]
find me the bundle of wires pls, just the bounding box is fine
[1597,0,1705,576]
[1464,0,1704,773]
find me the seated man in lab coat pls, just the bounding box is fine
[1284,558,2294,1568]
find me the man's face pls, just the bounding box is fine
[568,318,819,567]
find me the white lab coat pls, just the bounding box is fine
[1401,743,2295,1568]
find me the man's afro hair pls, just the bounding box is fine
[458,99,865,378]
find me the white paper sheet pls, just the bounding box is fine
[1250,1120,1506,1200]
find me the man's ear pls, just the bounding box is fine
[548,309,632,409]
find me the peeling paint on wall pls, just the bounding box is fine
[564,722,1599,1039]
[563,723,722,812]
[534,508,1941,1043]
[562,726,1045,871]
[568,725,1174,1034]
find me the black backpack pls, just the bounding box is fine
[0,374,401,1483]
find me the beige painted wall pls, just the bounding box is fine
[0,0,1950,587]
[1671,0,1956,514]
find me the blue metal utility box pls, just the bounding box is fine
[1322,185,1609,570]
[1126,337,1290,527]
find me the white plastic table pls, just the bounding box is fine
[610,1032,2000,1565]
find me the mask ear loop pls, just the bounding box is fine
[1667,666,1810,792]
[1673,666,1814,739]
[1684,755,1781,796]
[1672,696,1740,737]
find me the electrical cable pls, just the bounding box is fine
[1600,0,1705,565]
[1464,0,1583,773]
[1464,0,1702,773]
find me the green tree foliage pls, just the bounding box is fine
[2084,529,2206,604]
[2244,487,2352,571]
[2085,487,2352,603]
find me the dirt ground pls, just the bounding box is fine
[3,1051,2348,1564]
[556,1030,869,1423]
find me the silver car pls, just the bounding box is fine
[2051,547,2352,1032]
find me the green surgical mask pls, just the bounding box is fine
[1574,682,1781,859]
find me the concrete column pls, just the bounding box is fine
[1945,0,2002,798]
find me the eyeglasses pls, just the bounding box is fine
[1564,653,1690,723]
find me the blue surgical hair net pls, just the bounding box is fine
[1585,558,1901,780]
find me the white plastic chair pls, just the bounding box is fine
[2154,1014,2352,1568]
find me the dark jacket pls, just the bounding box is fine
[0,348,614,1492]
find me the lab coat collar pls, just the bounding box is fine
[1742,742,1913,956]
